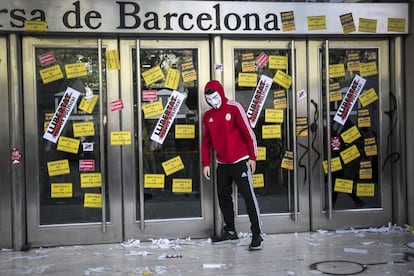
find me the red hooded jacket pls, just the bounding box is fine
[202,80,258,166]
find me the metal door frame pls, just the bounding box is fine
[222,39,310,234]
[22,37,122,246]
[308,39,392,230]
[0,36,13,249]
[120,39,214,240]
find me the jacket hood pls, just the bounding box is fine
[204,80,227,104]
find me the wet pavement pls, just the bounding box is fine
[0,224,413,275]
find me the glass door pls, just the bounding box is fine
[120,39,213,239]
[222,39,309,234]
[23,37,122,246]
[308,40,392,230]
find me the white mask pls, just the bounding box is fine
[205,91,222,109]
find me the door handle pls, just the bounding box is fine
[136,39,145,231]
[98,39,107,232]
[324,40,333,220]
[290,40,299,222]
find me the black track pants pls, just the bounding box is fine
[216,160,262,235]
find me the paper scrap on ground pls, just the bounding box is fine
[344,247,368,254]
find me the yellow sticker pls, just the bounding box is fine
[265,109,284,123]
[273,90,287,109]
[359,168,372,180]
[329,83,343,101]
[44,121,50,132]
[242,61,256,72]
[358,88,378,107]
[57,136,80,154]
[175,124,195,139]
[142,65,164,86]
[281,151,293,170]
[340,126,361,144]
[24,20,47,32]
[356,183,375,197]
[144,174,165,189]
[110,131,131,145]
[172,178,192,193]
[73,121,95,137]
[364,137,377,156]
[253,173,265,188]
[45,113,54,120]
[387,18,406,33]
[347,61,360,72]
[359,18,377,33]
[360,62,378,77]
[329,64,346,79]
[80,173,102,188]
[268,56,287,70]
[47,159,70,176]
[340,145,360,164]
[340,13,356,35]
[162,156,185,176]
[348,53,360,61]
[359,161,372,180]
[182,69,197,82]
[242,53,255,61]
[165,68,180,90]
[84,193,102,208]
[262,124,281,139]
[334,178,353,193]
[296,117,308,137]
[238,73,258,87]
[39,64,64,84]
[322,157,343,174]
[106,49,120,70]
[181,62,197,82]
[65,63,87,79]
[281,11,296,32]
[142,101,164,118]
[307,16,326,30]
[78,96,99,114]
[51,183,72,198]
[273,70,292,89]
[330,91,343,102]
[257,147,266,161]
[358,109,371,128]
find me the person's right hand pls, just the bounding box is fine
[203,166,210,180]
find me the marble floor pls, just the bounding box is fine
[0,225,413,275]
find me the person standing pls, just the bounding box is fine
[201,80,263,251]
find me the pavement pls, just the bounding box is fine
[0,224,413,275]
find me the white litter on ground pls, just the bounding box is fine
[344,247,368,254]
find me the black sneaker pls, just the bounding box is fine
[249,235,263,251]
[211,231,239,244]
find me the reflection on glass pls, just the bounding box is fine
[133,48,202,220]
[36,47,109,225]
[233,48,294,215]
[323,48,381,210]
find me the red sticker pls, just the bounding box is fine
[142,90,157,101]
[38,52,56,66]
[331,136,341,151]
[79,159,95,171]
[255,52,269,68]
[109,99,124,112]
[11,147,21,164]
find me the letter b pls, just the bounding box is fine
[117,1,140,29]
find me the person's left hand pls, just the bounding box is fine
[248,159,256,174]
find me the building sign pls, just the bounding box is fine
[0,1,408,35]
